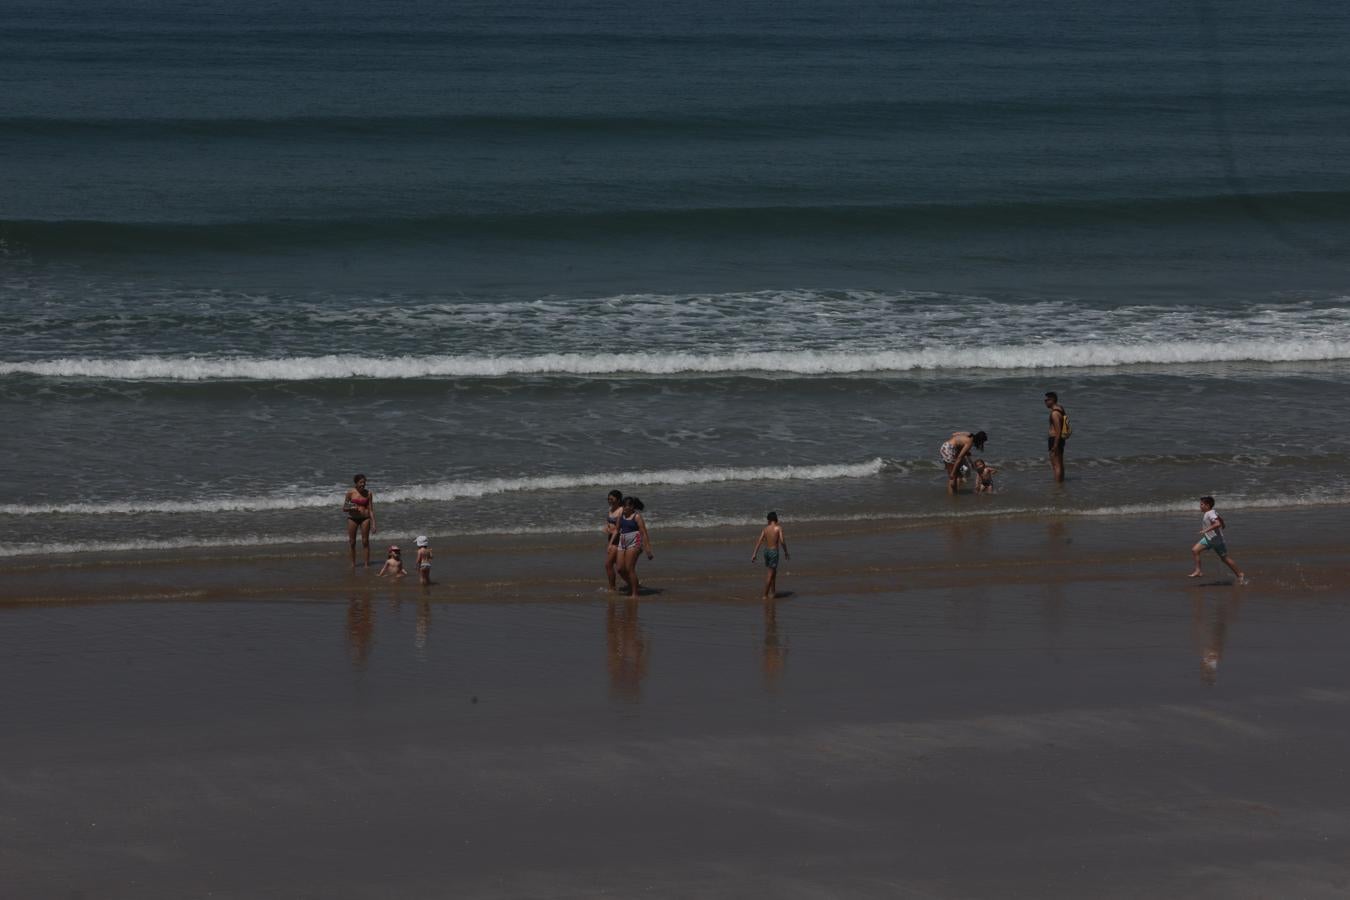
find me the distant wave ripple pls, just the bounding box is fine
[14,459,888,517]
[5,192,1348,251]
[4,340,1347,382]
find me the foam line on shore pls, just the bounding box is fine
[3,338,1349,382]
[5,492,1348,559]
[11,459,889,517]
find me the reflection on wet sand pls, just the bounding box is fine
[762,600,787,690]
[940,519,995,626]
[345,590,435,667]
[943,516,993,563]
[1041,521,1069,663]
[1192,596,1240,686]
[347,593,375,669]
[606,598,648,702]
[415,598,431,658]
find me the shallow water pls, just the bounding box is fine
[4,0,1350,557]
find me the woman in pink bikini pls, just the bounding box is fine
[343,473,377,568]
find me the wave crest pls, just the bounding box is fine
[13,459,888,517]
[5,192,1349,251]
[3,340,1347,382]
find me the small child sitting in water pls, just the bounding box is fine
[972,459,998,494]
[376,545,407,578]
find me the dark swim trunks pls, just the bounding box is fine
[763,549,780,569]
[1048,435,1068,451]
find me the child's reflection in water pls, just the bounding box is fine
[414,598,431,658]
[1192,596,1239,686]
[346,592,375,670]
[344,587,437,668]
[762,600,788,690]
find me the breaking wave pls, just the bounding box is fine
[3,339,1348,382]
[11,459,889,517]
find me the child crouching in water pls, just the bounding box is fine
[376,545,406,578]
[415,535,432,585]
[972,459,998,494]
[751,511,790,601]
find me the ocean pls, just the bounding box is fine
[4,0,1349,560]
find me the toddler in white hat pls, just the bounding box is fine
[414,535,432,585]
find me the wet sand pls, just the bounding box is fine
[2,508,1349,898]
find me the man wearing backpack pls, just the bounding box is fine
[1045,391,1070,483]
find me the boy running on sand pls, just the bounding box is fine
[751,511,791,601]
[1188,496,1247,584]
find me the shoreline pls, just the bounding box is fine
[7,494,1350,563]
[4,505,1347,606]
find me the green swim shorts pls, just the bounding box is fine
[1199,535,1228,557]
[763,548,780,569]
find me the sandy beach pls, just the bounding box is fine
[3,507,1349,898]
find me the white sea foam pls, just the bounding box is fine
[0,532,341,560]
[10,291,1350,378]
[11,459,888,517]
[4,491,1348,558]
[2,338,1348,381]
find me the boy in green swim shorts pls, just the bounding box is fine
[1188,496,1247,584]
[751,511,791,601]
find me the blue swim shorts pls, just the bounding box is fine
[1199,535,1228,557]
[763,549,780,569]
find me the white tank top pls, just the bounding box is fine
[1202,509,1222,540]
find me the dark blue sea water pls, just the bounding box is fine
[3,0,1349,557]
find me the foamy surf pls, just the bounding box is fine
[11,459,889,517]
[3,338,1349,382]
[4,491,1348,559]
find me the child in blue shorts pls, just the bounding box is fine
[751,511,791,601]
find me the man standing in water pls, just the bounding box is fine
[1044,391,1069,483]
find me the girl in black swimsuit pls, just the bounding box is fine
[615,496,654,599]
[604,490,624,591]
